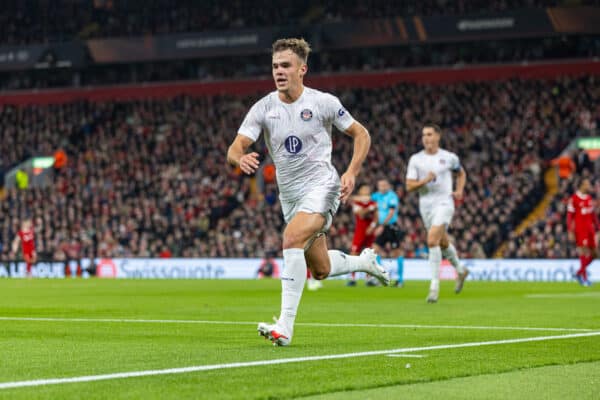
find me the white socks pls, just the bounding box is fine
[442,244,465,273]
[279,248,307,335]
[327,250,366,277]
[278,248,374,335]
[429,246,441,291]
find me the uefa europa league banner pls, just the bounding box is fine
[0,260,93,278]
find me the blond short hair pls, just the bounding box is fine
[272,38,311,64]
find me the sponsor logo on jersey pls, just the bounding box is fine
[440,159,446,165]
[337,108,346,117]
[300,109,313,121]
[284,135,303,154]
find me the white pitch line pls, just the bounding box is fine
[385,354,426,358]
[1,331,599,390]
[525,292,600,299]
[0,317,592,332]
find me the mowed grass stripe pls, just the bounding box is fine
[1,331,599,390]
[304,360,600,400]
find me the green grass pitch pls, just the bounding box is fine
[0,278,599,399]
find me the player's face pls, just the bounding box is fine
[580,179,591,193]
[272,50,306,94]
[358,185,371,197]
[422,127,440,151]
[377,180,390,193]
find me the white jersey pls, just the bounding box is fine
[238,86,355,201]
[406,148,461,208]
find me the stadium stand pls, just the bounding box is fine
[1,35,598,91]
[503,153,600,258]
[2,0,595,45]
[0,74,596,260]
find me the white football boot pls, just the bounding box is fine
[427,287,439,303]
[359,248,390,286]
[257,319,291,346]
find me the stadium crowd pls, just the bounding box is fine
[503,150,600,258]
[0,75,597,261]
[1,0,592,45]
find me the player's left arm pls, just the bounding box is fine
[453,167,467,201]
[341,121,371,204]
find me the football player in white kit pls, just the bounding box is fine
[406,123,469,303]
[227,38,389,346]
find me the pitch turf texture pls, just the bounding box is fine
[1,279,599,399]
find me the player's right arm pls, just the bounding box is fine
[366,208,379,235]
[405,156,436,192]
[11,235,20,257]
[567,196,576,241]
[228,100,264,174]
[227,135,260,175]
[381,206,395,225]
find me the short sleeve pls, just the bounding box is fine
[450,152,461,172]
[325,94,355,131]
[406,156,418,180]
[238,101,264,141]
[388,194,399,208]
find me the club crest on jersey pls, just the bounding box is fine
[300,109,313,121]
[285,135,303,154]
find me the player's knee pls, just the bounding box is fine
[282,231,306,249]
[427,237,441,247]
[440,237,449,249]
[311,268,329,280]
[307,258,330,280]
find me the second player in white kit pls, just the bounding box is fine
[406,124,469,303]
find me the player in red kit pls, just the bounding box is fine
[12,219,37,278]
[567,178,599,286]
[347,184,378,286]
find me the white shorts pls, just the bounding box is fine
[420,204,454,231]
[281,188,340,232]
